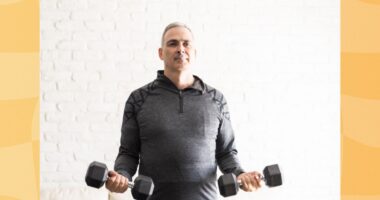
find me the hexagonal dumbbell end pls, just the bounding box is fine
[131,175,155,200]
[85,161,108,188]
[263,164,282,187]
[218,173,239,197]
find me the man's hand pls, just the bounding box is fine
[237,171,263,192]
[105,170,129,193]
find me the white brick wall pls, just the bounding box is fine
[41,0,340,199]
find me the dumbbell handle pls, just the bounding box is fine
[236,175,265,186]
[106,175,135,189]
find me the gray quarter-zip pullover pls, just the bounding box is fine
[114,70,245,200]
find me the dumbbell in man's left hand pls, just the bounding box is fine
[237,171,263,192]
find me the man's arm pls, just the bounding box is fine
[114,93,141,181]
[215,95,245,177]
[215,94,262,192]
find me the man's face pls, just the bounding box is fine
[159,27,196,72]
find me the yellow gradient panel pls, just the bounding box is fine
[342,0,380,199]
[0,53,39,100]
[0,0,39,199]
[0,98,38,147]
[341,53,380,99]
[0,0,39,52]
[0,143,39,199]
[342,0,380,53]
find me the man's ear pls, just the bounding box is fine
[158,48,163,60]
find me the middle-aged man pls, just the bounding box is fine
[105,22,262,200]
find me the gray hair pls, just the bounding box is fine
[161,22,194,46]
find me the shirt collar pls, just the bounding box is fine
[155,70,205,94]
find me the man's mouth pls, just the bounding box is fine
[174,54,187,61]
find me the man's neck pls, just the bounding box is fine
[163,69,195,90]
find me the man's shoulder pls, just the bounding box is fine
[126,81,155,104]
[202,83,230,119]
[203,83,226,102]
[131,81,155,94]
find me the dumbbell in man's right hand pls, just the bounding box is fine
[106,170,129,193]
[85,161,154,200]
[218,164,282,197]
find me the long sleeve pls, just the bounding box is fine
[215,96,245,176]
[114,93,141,181]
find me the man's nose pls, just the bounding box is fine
[177,44,185,53]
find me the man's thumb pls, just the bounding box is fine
[108,170,118,177]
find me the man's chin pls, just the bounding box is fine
[166,63,191,72]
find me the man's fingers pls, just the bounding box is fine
[117,176,127,193]
[240,176,253,192]
[252,173,261,189]
[110,175,121,192]
[106,176,116,192]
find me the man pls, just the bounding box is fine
[105,22,262,199]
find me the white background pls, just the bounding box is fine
[41,0,340,199]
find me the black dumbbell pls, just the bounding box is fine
[218,164,282,197]
[85,161,154,200]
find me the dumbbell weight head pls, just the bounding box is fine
[85,161,108,188]
[263,164,282,187]
[132,175,155,200]
[218,172,239,197]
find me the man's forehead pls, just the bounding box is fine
[163,27,193,42]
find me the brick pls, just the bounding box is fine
[44,152,75,162]
[57,102,87,112]
[42,10,70,20]
[58,122,88,133]
[71,11,101,20]
[40,0,58,9]
[87,103,118,112]
[57,82,87,92]
[89,122,119,132]
[73,50,104,61]
[87,41,118,50]
[40,20,56,31]
[45,112,75,122]
[73,31,102,41]
[43,172,73,182]
[85,21,115,32]
[75,112,107,122]
[72,71,100,81]
[57,40,86,50]
[58,163,87,172]
[41,142,58,152]
[41,71,71,81]
[57,0,86,10]
[43,92,74,102]
[41,81,57,92]
[55,20,87,31]
[88,82,118,92]
[41,50,72,61]
[40,102,58,112]
[74,92,103,103]
[41,123,59,133]
[85,61,116,70]
[55,61,86,71]
[40,163,58,172]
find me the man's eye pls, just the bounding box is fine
[168,42,177,46]
[184,42,192,47]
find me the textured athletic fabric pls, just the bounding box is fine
[114,70,245,200]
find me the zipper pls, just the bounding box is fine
[179,90,184,113]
